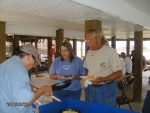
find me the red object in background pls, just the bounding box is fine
[50,44,55,56]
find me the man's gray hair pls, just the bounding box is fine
[86,29,109,46]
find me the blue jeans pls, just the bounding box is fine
[85,81,118,107]
[52,89,81,102]
[142,90,150,113]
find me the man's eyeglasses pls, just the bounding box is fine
[32,55,36,61]
[32,55,38,65]
[85,36,97,43]
[85,37,95,43]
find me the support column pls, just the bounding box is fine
[133,31,143,102]
[13,35,20,55]
[85,19,102,53]
[13,35,19,48]
[73,39,76,55]
[0,21,6,63]
[55,29,64,58]
[111,36,116,49]
[126,38,130,57]
[47,38,52,71]
[85,19,102,32]
[34,37,40,77]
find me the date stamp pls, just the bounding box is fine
[6,102,28,106]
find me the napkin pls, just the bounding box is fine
[84,80,92,87]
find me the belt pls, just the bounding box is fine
[92,81,113,87]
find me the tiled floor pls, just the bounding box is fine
[31,71,150,113]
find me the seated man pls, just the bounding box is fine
[120,52,133,86]
[120,52,132,75]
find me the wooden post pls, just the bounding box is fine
[85,19,102,32]
[133,31,143,102]
[126,38,130,57]
[47,38,52,71]
[0,21,6,63]
[85,19,102,53]
[73,39,76,55]
[34,37,39,77]
[111,36,116,49]
[13,35,20,51]
[55,29,63,58]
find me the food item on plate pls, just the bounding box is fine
[63,75,74,79]
[61,108,80,113]
[86,75,96,80]
[56,82,65,86]
[62,111,78,113]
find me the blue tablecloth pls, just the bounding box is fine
[39,98,139,113]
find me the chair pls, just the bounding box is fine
[116,82,133,110]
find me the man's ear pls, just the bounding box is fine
[96,36,101,42]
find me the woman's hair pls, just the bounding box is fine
[60,41,74,62]
[86,29,109,46]
[14,46,29,58]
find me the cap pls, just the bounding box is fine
[20,44,41,66]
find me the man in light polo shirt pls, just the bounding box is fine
[84,29,122,107]
[0,44,52,113]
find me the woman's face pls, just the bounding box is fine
[60,46,70,60]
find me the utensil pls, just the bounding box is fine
[51,95,61,102]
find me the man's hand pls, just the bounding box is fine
[41,85,52,96]
[91,77,104,85]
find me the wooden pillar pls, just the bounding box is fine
[111,36,116,49]
[126,38,130,57]
[47,38,52,71]
[13,35,19,49]
[133,31,143,102]
[6,35,13,56]
[34,38,39,76]
[85,19,102,32]
[55,29,63,58]
[0,21,6,63]
[73,39,76,55]
[85,19,102,53]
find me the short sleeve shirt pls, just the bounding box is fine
[49,56,86,91]
[0,56,34,113]
[122,57,132,73]
[84,45,122,77]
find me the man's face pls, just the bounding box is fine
[27,55,36,71]
[120,53,126,58]
[85,32,101,50]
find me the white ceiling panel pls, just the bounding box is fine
[0,0,150,39]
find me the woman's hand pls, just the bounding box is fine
[57,74,63,80]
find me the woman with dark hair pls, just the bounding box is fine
[49,41,86,101]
